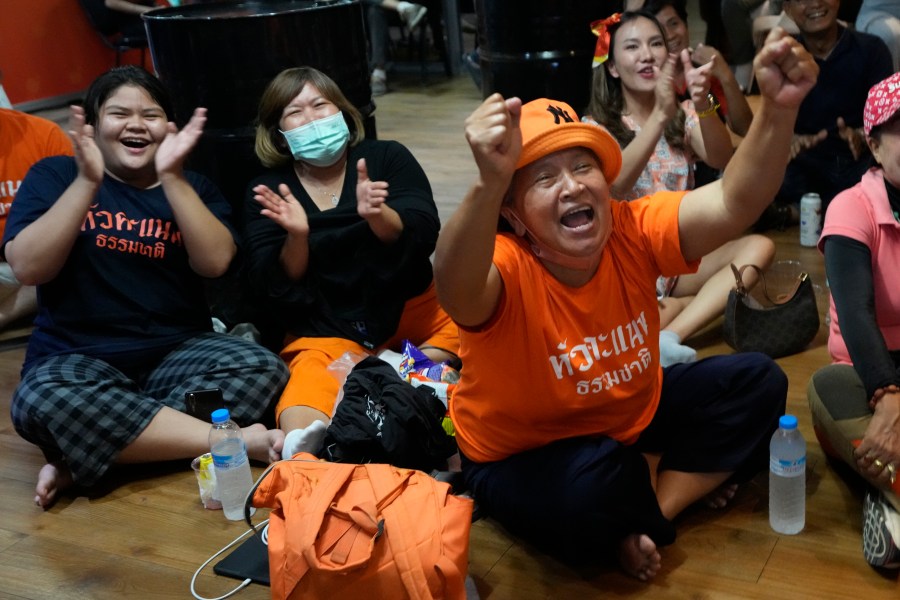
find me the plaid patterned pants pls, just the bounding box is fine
[11,332,288,485]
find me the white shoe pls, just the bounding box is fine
[862,490,900,569]
[370,73,387,97]
[732,62,753,94]
[398,2,427,30]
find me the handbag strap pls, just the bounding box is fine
[296,461,382,573]
[730,263,806,306]
[367,464,436,600]
[245,459,279,534]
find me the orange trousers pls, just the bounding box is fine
[276,283,459,424]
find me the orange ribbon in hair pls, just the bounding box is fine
[591,13,622,68]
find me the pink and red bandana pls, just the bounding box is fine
[864,72,900,135]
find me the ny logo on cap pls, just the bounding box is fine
[546,105,574,124]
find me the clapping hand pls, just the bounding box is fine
[356,158,389,220]
[789,130,827,159]
[67,105,104,184]
[682,49,715,110]
[155,107,207,178]
[653,54,679,123]
[837,117,866,161]
[254,183,310,237]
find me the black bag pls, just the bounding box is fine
[320,356,457,472]
[722,263,820,358]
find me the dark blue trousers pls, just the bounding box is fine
[461,352,787,564]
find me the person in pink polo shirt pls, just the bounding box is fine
[808,71,900,570]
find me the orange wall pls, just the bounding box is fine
[0,0,144,106]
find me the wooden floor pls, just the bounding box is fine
[2,73,899,600]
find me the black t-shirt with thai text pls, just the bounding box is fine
[1,156,236,373]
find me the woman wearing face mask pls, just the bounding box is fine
[0,66,289,508]
[245,67,459,460]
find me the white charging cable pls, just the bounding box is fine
[189,520,269,600]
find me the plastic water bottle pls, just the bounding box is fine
[799,193,822,247]
[769,414,806,534]
[209,408,255,521]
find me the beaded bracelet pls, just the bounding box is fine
[696,93,720,119]
[869,384,900,410]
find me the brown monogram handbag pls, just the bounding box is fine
[722,264,820,358]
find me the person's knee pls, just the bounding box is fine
[722,353,788,421]
[808,364,867,420]
[748,234,776,268]
[745,352,788,396]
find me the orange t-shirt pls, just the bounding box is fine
[450,192,696,463]
[0,109,74,240]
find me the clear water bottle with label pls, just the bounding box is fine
[209,408,255,521]
[799,193,822,247]
[769,414,806,534]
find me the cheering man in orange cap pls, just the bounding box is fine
[434,28,819,581]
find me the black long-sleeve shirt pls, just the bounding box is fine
[244,139,440,349]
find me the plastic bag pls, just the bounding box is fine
[326,351,366,416]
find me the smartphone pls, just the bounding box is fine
[185,388,224,421]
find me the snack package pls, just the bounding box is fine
[399,339,460,383]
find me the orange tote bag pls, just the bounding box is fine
[250,454,473,600]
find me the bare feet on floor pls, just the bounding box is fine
[34,461,73,509]
[243,423,286,463]
[618,533,661,581]
[703,483,739,509]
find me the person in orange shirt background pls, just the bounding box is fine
[0,107,73,331]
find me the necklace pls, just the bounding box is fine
[308,184,340,207]
[295,165,343,208]
[324,191,339,206]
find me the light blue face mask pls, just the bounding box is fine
[280,111,350,167]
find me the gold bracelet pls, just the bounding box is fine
[870,384,900,410]
[696,92,720,119]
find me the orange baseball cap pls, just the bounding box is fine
[516,98,622,184]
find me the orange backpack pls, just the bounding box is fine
[250,453,473,600]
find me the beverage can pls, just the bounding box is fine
[799,193,822,247]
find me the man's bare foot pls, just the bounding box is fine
[703,483,738,509]
[243,423,286,463]
[34,461,73,509]
[618,533,661,581]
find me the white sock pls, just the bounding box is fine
[372,68,386,80]
[376,349,404,374]
[659,330,697,367]
[397,1,413,11]
[282,420,328,460]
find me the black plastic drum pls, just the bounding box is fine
[476,0,620,113]
[144,0,373,210]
